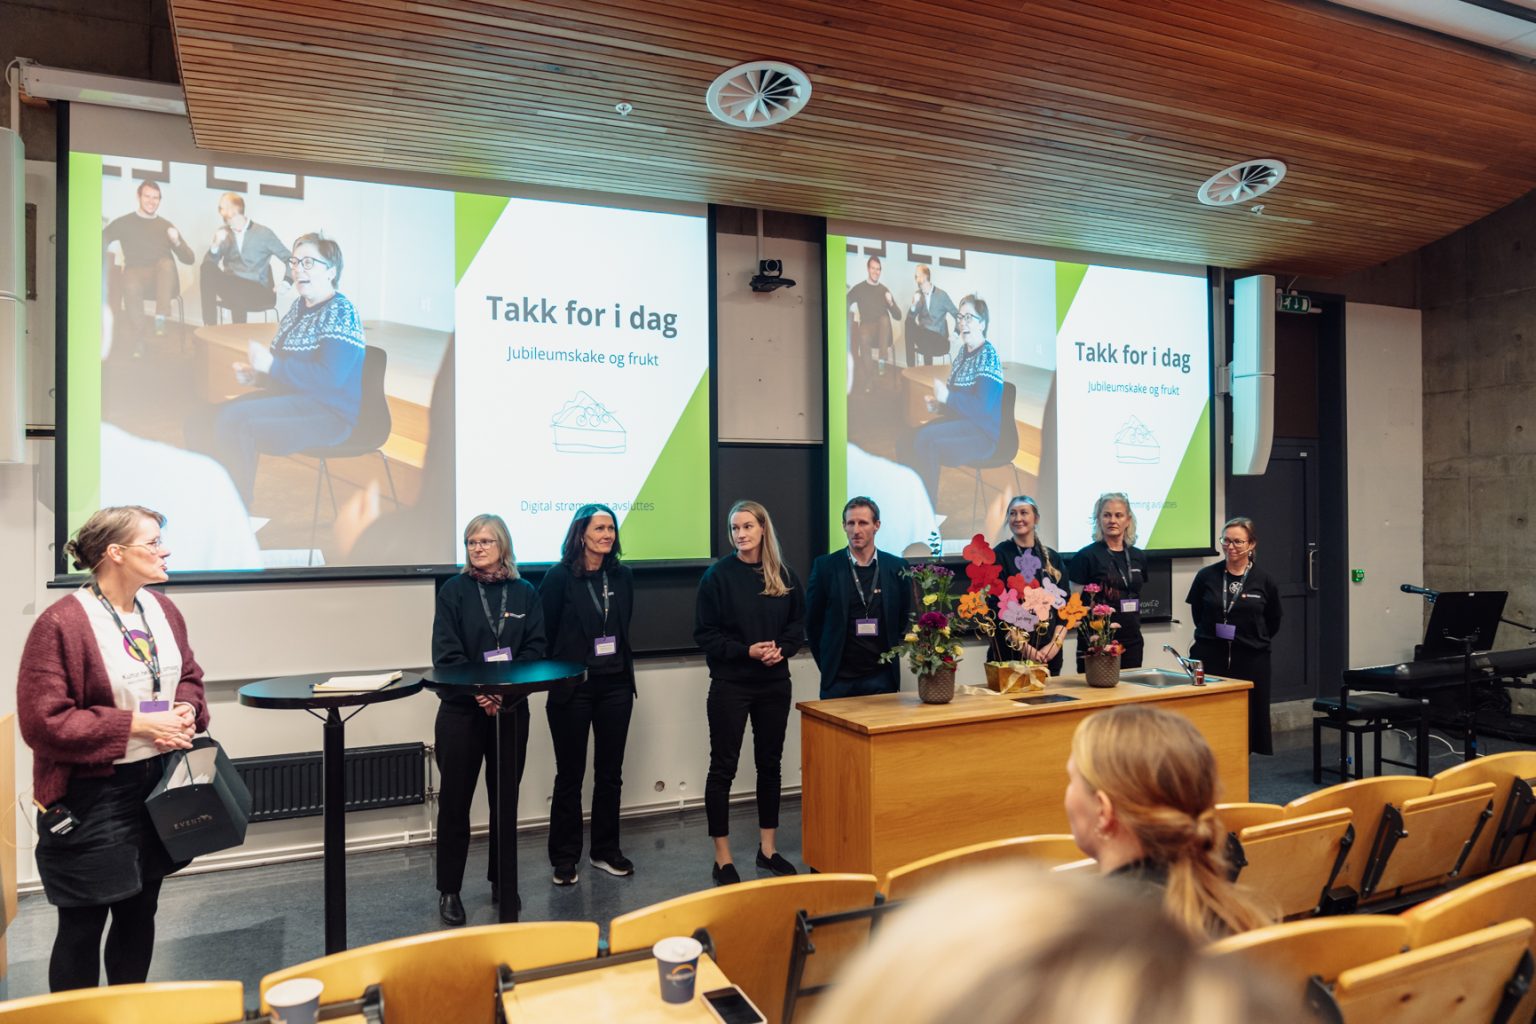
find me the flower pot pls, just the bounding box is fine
[918,665,956,704]
[1084,653,1121,688]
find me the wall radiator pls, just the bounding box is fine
[233,743,427,823]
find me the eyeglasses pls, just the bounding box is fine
[465,539,498,550]
[287,256,332,270]
[118,538,166,553]
[956,312,984,323]
[1219,538,1249,547]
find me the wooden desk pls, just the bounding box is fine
[501,954,733,1022]
[798,675,1251,877]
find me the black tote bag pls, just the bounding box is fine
[145,735,253,862]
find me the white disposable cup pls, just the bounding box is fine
[267,977,324,1024]
[653,935,704,1003]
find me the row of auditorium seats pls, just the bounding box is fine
[1210,861,1536,1024]
[1218,749,1536,916]
[10,754,1536,1024]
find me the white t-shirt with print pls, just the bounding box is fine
[73,588,184,764]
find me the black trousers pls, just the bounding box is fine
[546,673,635,867]
[705,677,791,838]
[434,698,529,893]
[1192,640,1274,755]
[199,264,276,324]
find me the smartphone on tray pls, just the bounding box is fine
[701,986,768,1024]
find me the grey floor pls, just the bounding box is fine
[1,724,1517,1005]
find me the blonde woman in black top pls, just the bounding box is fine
[693,500,805,885]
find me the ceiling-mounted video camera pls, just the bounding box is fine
[750,258,797,293]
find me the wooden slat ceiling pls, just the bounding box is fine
[166,0,1536,275]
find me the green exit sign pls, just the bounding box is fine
[1279,293,1312,314]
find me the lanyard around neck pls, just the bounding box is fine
[92,582,162,699]
[478,582,509,646]
[586,571,611,629]
[848,548,880,614]
[1222,563,1252,621]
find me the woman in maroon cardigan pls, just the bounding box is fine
[18,506,209,991]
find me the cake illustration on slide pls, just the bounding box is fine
[551,392,627,454]
[1113,416,1160,464]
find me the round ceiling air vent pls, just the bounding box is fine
[705,61,812,128]
[1196,159,1288,207]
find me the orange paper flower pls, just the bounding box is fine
[1058,592,1090,630]
[958,591,990,619]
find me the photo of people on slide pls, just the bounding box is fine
[829,235,1213,556]
[82,156,457,570]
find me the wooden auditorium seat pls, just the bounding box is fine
[1433,750,1536,880]
[258,921,599,1024]
[1285,776,1494,905]
[1207,915,1411,992]
[1215,801,1288,836]
[1230,808,1354,919]
[878,834,1083,901]
[1325,919,1533,1024]
[0,981,244,1024]
[608,873,878,1024]
[1363,782,1496,901]
[1403,863,1536,1024]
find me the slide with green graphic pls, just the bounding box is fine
[64,144,710,573]
[827,233,1212,556]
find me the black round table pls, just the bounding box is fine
[238,671,423,953]
[421,660,585,923]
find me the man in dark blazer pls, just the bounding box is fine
[806,496,914,699]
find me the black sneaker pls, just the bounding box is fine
[590,852,635,877]
[712,862,741,886]
[756,848,799,876]
[552,863,578,886]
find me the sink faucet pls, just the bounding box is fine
[1162,643,1198,680]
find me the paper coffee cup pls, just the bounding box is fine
[653,936,703,1004]
[267,977,324,1024]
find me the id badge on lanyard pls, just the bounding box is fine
[588,572,618,658]
[93,584,168,712]
[480,583,511,662]
[849,551,881,637]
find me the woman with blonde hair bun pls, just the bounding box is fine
[808,866,1294,1024]
[1064,704,1274,941]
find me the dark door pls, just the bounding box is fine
[1227,439,1320,702]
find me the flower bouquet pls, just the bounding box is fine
[881,563,963,703]
[1079,583,1124,687]
[957,535,1084,694]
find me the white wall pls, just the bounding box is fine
[1345,303,1424,665]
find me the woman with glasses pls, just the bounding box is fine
[910,294,1005,505]
[1185,517,1282,754]
[18,506,207,991]
[200,232,365,505]
[431,514,546,925]
[1068,493,1150,671]
[539,504,637,887]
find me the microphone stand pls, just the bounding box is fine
[1443,632,1479,760]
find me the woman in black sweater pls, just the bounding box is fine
[430,514,545,925]
[539,504,636,887]
[694,499,806,886]
[991,495,1068,675]
[1186,517,1283,755]
[1068,492,1150,670]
